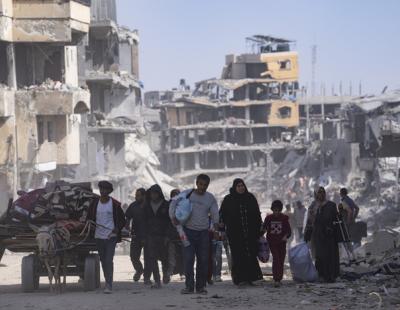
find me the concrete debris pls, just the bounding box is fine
[21,78,81,91]
[86,70,141,89]
[125,134,180,197]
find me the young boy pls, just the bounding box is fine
[263,200,292,287]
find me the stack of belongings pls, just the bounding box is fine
[9,181,98,224]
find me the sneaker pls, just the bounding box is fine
[151,282,161,289]
[207,279,214,285]
[273,281,281,288]
[181,288,194,294]
[144,279,153,286]
[103,284,112,294]
[196,288,208,295]
[133,271,143,282]
[214,275,222,282]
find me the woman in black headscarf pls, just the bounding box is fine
[220,178,263,286]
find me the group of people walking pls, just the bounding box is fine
[87,176,359,294]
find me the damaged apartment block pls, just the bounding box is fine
[0,0,91,206]
[0,0,142,205]
[72,0,142,201]
[159,35,301,180]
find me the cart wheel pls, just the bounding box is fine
[21,255,39,292]
[94,254,100,288]
[83,254,97,291]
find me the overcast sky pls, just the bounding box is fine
[117,0,400,95]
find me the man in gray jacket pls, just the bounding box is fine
[170,174,219,295]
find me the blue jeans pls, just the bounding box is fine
[212,240,223,278]
[96,237,117,287]
[183,228,209,291]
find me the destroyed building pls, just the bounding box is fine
[0,0,177,208]
[159,35,302,181]
[69,0,143,201]
[0,0,92,209]
[341,90,400,207]
[144,78,191,108]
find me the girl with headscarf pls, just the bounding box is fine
[220,178,263,286]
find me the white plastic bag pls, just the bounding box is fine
[175,190,193,224]
[288,242,318,282]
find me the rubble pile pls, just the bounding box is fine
[125,134,180,197]
[86,70,141,89]
[22,78,82,92]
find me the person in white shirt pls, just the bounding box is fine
[87,181,126,294]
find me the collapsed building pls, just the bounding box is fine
[71,0,143,200]
[0,0,92,209]
[342,90,400,210]
[158,35,302,182]
[0,0,176,211]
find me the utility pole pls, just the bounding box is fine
[305,87,310,142]
[311,45,317,97]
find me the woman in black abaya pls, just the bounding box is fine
[220,178,263,285]
[308,186,340,282]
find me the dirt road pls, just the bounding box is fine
[0,253,390,310]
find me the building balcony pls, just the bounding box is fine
[15,88,90,115]
[5,0,90,42]
[0,88,15,117]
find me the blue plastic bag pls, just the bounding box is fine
[288,242,318,282]
[175,190,193,224]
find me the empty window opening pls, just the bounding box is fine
[280,60,291,70]
[278,106,292,119]
[37,116,56,145]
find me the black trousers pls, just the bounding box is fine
[147,236,168,283]
[130,237,144,273]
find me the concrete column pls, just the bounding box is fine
[248,127,254,144]
[6,43,17,89]
[179,154,185,173]
[266,128,270,143]
[245,84,250,101]
[194,130,199,145]
[336,120,341,139]
[179,130,185,148]
[6,43,18,197]
[223,151,227,169]
[194,153,200,169]
[245,106,250,121]
[246,152,252,169]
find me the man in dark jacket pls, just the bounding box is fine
[144,184,171,288]
[86,180,126,294]
[125,188,147,282]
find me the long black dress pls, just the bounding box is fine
[313,201,340,282]
[220,190,263,284]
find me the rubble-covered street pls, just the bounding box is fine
[1,253,399,310]
[1,0,400,309]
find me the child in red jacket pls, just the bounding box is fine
[263,200,292,287]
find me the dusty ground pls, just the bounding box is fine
[0,253,396,310]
